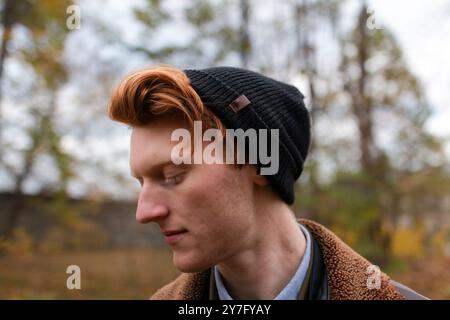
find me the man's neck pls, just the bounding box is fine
[216,200,306,300]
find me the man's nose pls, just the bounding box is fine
[135,185,169,224]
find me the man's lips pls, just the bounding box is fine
[162,229,187,236]
[162,229,188,244]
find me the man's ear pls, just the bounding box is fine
[253,166,270,186]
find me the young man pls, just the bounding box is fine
[108,65,427,300]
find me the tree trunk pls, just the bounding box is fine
[1,124,37,238]
[353,4,377,176]
[0,0,16,161]
[239,0,251,68]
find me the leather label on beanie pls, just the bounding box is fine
[229,95,251,113]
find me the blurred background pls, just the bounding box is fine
[0,0,449,299]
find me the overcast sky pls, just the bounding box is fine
[368,0,450,141]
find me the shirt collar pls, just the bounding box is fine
[214,223,312,300]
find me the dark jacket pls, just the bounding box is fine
[151,219,428,300]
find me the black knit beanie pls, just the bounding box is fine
[183,66,310,205]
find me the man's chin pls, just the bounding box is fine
[173,254,212,273]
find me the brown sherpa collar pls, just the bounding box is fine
[150,219,405,300]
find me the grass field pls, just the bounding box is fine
[0,248,449,299]
[0,248,179,299]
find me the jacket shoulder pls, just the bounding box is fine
[150,271,210,300]
[300,219,406,300]
[390,280,429,300]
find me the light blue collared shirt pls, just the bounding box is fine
[214,223,312,300]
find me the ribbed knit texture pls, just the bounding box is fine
[184,66,311,204]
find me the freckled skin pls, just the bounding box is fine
[130,117,260,273]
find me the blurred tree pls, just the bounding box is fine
[130,0,180,60]
[183,0,252,67]
[342,4,445,259]
[238,0,251,68]
[0,0,71,160]
[130,0,253,67]
[0,0,74,238]
[291,0,342,211]
[300,3,449,263]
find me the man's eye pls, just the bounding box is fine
[161,175,183,186]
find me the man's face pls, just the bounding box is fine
[130,117,259,273]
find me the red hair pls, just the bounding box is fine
[108,64,224,133]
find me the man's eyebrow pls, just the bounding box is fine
[130,160,181,178]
